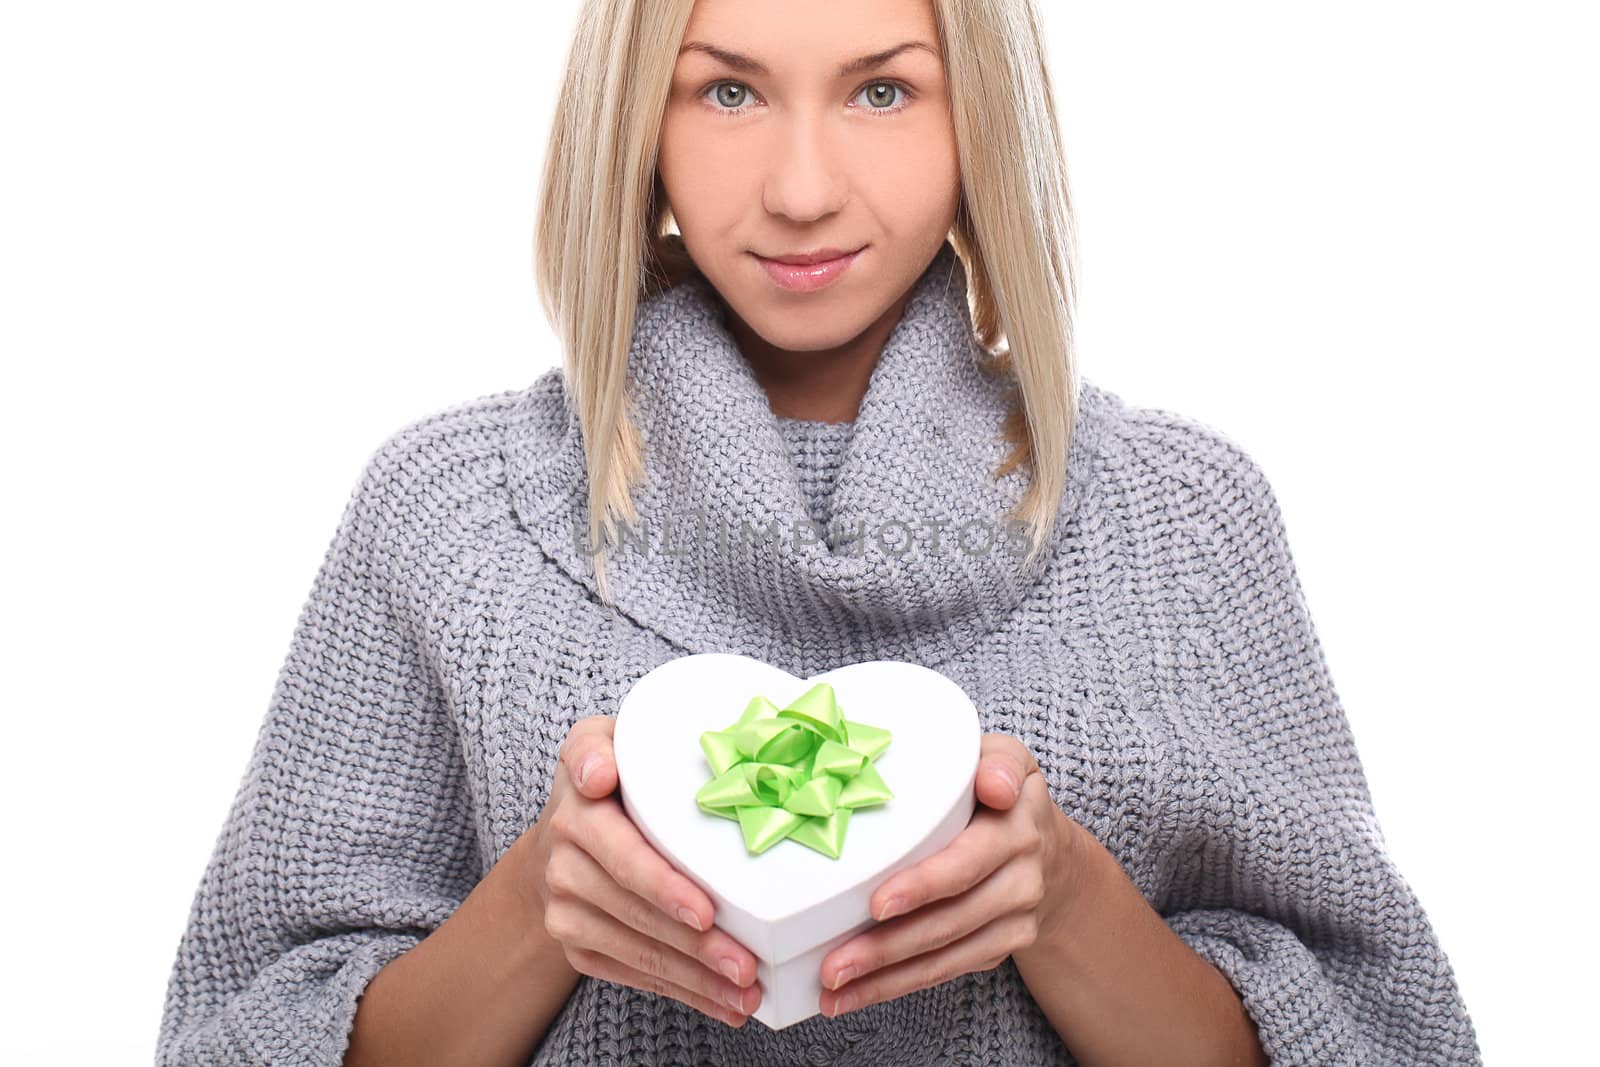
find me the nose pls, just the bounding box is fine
[761,109,849,224]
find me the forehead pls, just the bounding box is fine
[677,0,942,73]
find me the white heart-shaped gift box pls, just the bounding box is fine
[613,652,981,1030]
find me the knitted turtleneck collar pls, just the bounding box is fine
[504,240,1104,677]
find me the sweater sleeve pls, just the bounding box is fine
[1157,444,1482,1067]
[156,446,483,1066]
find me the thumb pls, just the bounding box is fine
[976,756,1021,810]
[574,745,617,799]
[975,733,1037,810]
[561,716,619,799]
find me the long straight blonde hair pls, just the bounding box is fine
[533,0,1080,603]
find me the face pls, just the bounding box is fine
[657,0,960,355]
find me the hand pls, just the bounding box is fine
[816,732,1088,1017]
[518,714,763,1028]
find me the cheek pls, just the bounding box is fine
[657,118,755,226]
[850,124,961,222]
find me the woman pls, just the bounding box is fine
[157,0,1483,1064]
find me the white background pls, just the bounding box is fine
[4,2,1594,1062]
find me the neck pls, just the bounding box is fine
[723,290,914,423]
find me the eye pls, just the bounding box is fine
[852,81,912,114]
[700,79,914,118]
[704,81,757,115]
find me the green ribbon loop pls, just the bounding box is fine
[694,681,894,859]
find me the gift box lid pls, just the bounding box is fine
[615,652,981,966]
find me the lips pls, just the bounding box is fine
[759,247,861,266]
[752,247,865,294]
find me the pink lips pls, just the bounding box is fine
[753,247,865,293]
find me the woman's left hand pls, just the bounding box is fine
[817,731,1094,1017]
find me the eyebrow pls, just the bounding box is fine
[677,40,939,79]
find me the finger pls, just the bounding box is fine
[576,794,719,935]
[565,944,751,1029]
[974,733,1040,811]
[558,715,619,798]
[819,910,1036,1018]
[553,897,761,1018]
[554,843,760,988]
[823,858,1037,990]
[868,805,1027,921]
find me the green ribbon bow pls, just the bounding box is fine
[694,681,894,859]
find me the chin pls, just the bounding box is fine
[745,299,875,352]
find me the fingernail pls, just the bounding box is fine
[723,985,746,1011]
[576,754,599,788]
[676,906,704,931]
[877,896,906,921]
[830,964,857,990]
[835,990,859,1014]
[719,958,741,984]
[997,765,1020,795]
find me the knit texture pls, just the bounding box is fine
[773,414,855,530]
[157,241,1481,1065]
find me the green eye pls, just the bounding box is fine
[856,82,907,111]
[711,82,749,110]
[702,80,914,118]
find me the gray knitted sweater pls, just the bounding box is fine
[157,242,1481,1065]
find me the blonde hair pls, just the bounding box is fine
[533,0,1080,602]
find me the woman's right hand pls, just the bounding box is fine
[520,714,762,1029]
